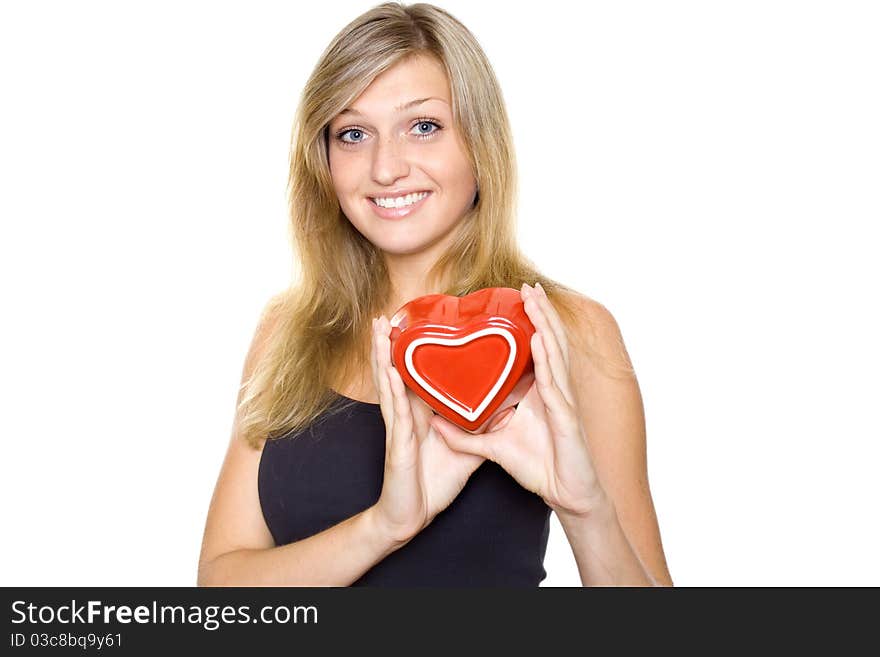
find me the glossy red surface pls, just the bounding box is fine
[389,287,536,433]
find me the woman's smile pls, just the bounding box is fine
[366,190,433,220]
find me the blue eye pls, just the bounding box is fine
[412,120,442,139]
[334,118,444,147]
[336,128,366,144]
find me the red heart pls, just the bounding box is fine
[389,287,536,433]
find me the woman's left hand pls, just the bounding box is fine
[430,282,609,520]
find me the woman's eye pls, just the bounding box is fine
[412,120,441,138]
[338,128,365,144]
[335,120,442,146]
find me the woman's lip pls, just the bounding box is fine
[367,191,432,220]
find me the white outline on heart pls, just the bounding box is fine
[404,327,517,422]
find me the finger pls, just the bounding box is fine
[369,317,381,395]
[406,387,433,443]
[377,316,396,365]
[377,316,407,432]
[524,292,576,407]
[533,282,571,366]
[386,363,416,466]
[525,284,569,369]
[372,319,395,432]
[531,330,577,434]
[485,407,515,432]
[431,414,498,463]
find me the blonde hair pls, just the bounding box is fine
[236,1,633,450]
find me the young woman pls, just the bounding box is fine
[198,2,673,587]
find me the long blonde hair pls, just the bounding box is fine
[236,1,633,450]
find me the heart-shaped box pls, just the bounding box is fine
[388,287,536,433]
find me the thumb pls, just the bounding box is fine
[431,414,496,462]
[486,407,515,433]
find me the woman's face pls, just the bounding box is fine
[328,55,477,257]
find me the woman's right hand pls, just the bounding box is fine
[369,315,486,544]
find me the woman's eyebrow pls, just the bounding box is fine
[338,96,448,118]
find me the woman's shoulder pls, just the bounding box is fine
[550,286,634,378]
[552,287,619,334]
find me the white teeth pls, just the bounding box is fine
[371,191,429,208]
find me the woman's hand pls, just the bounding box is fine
[369,315,486,544]
[430,283,609,520]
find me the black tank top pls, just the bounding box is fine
[258,392,551,586]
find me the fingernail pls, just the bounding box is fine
[535,282,545,295]
[521,282,532,297]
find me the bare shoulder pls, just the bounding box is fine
[552,288,634,379]
[559,289,618,327]
[197,296,284,583]
[241,296,286,384]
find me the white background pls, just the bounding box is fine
[1,1,877,586]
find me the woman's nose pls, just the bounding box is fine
[371,136,410,182]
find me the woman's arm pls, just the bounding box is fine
[198,502,408,586]
[565,295,674,586]
[556,500,659,586]
[197,300,410,586]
